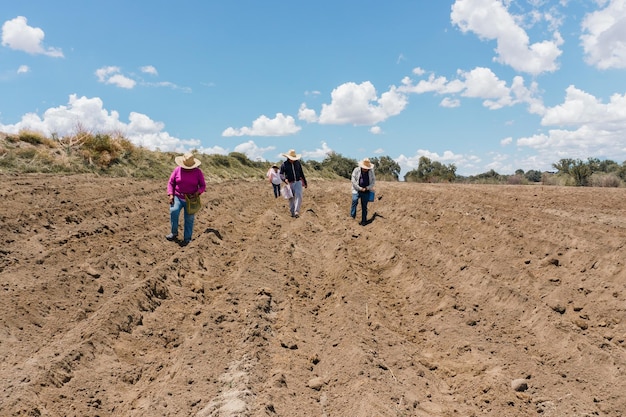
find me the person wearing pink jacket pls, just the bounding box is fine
[166,152,206,246]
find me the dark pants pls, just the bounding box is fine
[272,183,281,198]
[351,191,369,224]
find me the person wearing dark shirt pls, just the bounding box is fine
[279,149,308,218]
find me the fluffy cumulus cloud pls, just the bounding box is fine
[315,82,408,126]
[400,67,542,112]
[298,103,318,123]
[222,113,301,137]
[300,81,409,129]
[581,0,626,69]
[516,86,626,162]
[1,16,63,57]
[0,94,201,152]
[451,0,563,75]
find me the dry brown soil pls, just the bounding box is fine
[1,174,626,417]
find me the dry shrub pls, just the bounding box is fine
[18,129,46,145]
[590,173,622,187]
[507,175,525,185]
[542,173,574,186]
[15,148,37,159]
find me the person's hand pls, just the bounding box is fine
[168,195,174,206]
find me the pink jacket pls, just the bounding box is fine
[167,166,206,199]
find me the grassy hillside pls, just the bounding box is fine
[0,130,341,181]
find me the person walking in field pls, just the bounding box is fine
[166,152,206,246]
[266,164,282,198]
[279,149,307,218]
[351,158,375,226]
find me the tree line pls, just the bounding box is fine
[314,153,626,187]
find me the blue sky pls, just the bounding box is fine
[2,0,626,176]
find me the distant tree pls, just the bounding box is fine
[586,157,601,173]
[404,156,456,182]
[515,169,525,176]
[552,158,575,175]
[524,169,542,182]
[618,162,626,181]
[570,159,591,186]
[370,156,400,181]
[321,152,357,179]
[597,159,619,173]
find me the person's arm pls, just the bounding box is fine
[367,169,375,190]
[299,162,307,188]
[167,167,179,205]
[351,167,362,192]
[197,169,207,195]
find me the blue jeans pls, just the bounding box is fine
[351,191,369,224]
[170,196,195,241]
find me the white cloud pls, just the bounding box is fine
[222,113,301,137]
[198,145,228,155]
[17,65,29,74]
[541,85,626,127]
[298,103,318,123]
[318,81,408,125]
[302,141,334,159]
[141,65,158,75]
[106,73,136,89]
[1,16,63,57]
[0,94,200,152]
[370,126,382,134]
[400,67,542,112]
[145,80,192,93]
[233,140,276,161]
[95,66,188,91]
[440,97,461,108]
[450,0,563,75]
[501,137,513,146]
[516,86,626,162]
[581,0,626,69]
[95,66,136,89]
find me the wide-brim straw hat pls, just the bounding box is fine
[282,149,301,161]
[175,152,201,169]
[359,158,374,170]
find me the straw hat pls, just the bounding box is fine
[359,158,374,170]
[175,152,201,169]
[282,149,301,161]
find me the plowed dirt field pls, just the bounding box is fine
[2,174,626,416]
